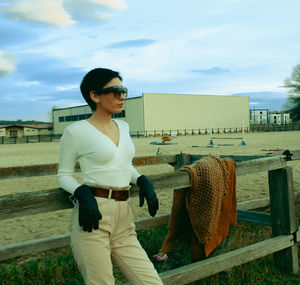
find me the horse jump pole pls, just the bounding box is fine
[209,120,247,146]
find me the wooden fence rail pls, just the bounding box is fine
[1,149,300,284]
[0,155,289,220]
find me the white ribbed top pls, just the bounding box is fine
[56,119,140,194]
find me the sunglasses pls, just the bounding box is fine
[94,86,128,99]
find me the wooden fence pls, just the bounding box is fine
[1,149,300,284]
[0,134,61,144]
[250,123,300,133]
[1,123,299,144]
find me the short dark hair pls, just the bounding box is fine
[80,68,122,111]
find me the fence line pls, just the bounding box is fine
[1,192,299,263]
[1,150,300,283]
[1,123,299,144]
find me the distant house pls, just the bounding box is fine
[250,109,291,125]
[0,123,53,137]
[249,109,269,124]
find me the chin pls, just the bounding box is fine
[114,108,123,113]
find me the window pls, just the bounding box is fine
[10,130,17,137]
[59,113,92,123]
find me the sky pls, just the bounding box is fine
[0,0,299,122]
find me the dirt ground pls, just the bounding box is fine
[0,131,299,246]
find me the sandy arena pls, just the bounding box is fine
[0,131,299,246]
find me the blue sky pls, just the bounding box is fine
[0,0,299,121]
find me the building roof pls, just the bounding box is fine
[0,123,53,129]
[52,104,89,111]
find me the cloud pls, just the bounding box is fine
[3,0,75,26]
[191,67,231,75]
[56,84,78,91]
[104,39,156,49]
[62,0,127,22]
[89,0,127,10]
[0,51,17,77]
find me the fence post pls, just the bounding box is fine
[268,166,299,273]
[173,153,192,171]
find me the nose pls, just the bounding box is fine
[119,93,126,100]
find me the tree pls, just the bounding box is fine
[284,64,300,121]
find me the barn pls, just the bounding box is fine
[52,93,249,135]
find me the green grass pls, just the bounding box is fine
[1,221,300,285]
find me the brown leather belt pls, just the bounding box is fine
[90,187,130,201]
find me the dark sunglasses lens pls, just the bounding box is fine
[114,88,127,98]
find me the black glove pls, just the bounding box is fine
[74,185,102,232]
[137,175,159,217]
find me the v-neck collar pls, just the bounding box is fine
[84,119,120,148]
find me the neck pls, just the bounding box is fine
[88,109,113,127]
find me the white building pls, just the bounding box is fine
[281,112,290,125]
[53,93,249,135]
[249,109,269,124]
[250,109,291,125]
[269,112,281,125]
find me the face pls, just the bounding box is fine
[91,77,125,114]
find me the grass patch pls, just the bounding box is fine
[1,219,300,284]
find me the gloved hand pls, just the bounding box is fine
[137,175,159,217]
[74,185,102,232]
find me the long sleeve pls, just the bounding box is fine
[56,128,81,194]
[130,165,140,185]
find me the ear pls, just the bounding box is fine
[90,91,100,104]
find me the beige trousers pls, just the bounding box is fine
[70,197,163,285]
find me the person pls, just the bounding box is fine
[56,68,163,285]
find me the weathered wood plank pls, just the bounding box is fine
[173,153,192,171]
[237,209,272,226]
[159,235,294,285]
[235,156,286,176]
[191,154,267,163]
[297,230,300,243]
[237,197,270,210]
[135,213,170,231]
[0,188,74,220]
[237,191,300,210]
[0,196,298,262]
[133,155,176,166]
[0,234,71,262]
[0,165,299,221]
[0,153,291,180]
[268,166,298,273]
[0,163,61,179]
[0,155,177,180]
[0,213,170,261]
